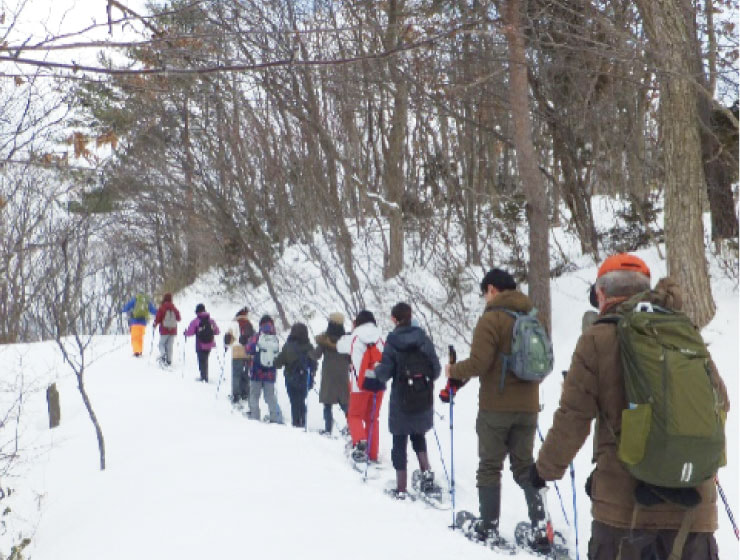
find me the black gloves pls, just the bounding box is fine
[224,333,233,345]
[362,372,385,393]
[529,464,546,489]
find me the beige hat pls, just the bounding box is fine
[328,312,345,325]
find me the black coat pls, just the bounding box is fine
[374,325,441,435]
[274,340,316,394]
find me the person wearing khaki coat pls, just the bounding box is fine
[310,312,350,435]
[224,308,255,405]
[533,254,730,560]
[445,268,548,551]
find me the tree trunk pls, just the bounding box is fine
[636,0,716,327]
[503,0,552,332]
[382,0,407,280]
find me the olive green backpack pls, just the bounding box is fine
[599,293,726,489]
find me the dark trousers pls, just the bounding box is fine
[476,410,536,487]
[231,358,250,400]
[287,385,307,427]
[391,434,427,470]
[323,402,348,432]
[588,520,719,560]
[196,350,210,382]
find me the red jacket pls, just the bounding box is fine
[153,302,181,335]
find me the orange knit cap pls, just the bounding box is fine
[597,253,651,279]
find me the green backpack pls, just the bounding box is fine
[132,294,150,320]
[489,307,554,391]
[601,293,726,489]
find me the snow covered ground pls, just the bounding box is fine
[0,244,737,559]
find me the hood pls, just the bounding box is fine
[485,290,532,313]
[651,277,683,311]
[386,325,426,352]
[316,332,338,350]
[197,311,210,320]
[352,322,382,345]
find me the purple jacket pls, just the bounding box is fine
[184,312,220,351]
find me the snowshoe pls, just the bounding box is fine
[383,487,413,501]
[514,521,571,559]
[410,469,449,510]
[455,510,515,554]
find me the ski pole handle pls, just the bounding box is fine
[448,345,457,365]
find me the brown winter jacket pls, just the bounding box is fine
[449,290,540,413]
[536,278,730,532]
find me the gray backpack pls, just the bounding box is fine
[162,309,177,329]
[489,307,554,390]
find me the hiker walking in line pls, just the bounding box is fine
[152,293,181,367]
[445,268,550,551]
[121,292,157,357]
[274,322,317,428]
[533,254,729,559]
[245,315,283,423]
[311,312,350,435]
[184,303,220,382]
[372,302,441,500]
[336,310,385,463]
[224,307,255,405]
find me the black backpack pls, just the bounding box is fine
[397,347,434,414]
[288,351,315,392]
[196,317,215,344]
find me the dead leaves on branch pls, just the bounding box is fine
[64,130,119,163]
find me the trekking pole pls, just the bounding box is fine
[363,392,378,483]
[431,424,451,489]
[569,463,580,560]
[716,476,739,540]
[215,346,228,398]
[537,425,570,526]
[304,369,312,433]
[448,345,457,529]
[181,335,186,379]
[148,328,156,363]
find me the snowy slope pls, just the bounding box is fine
[0,246,737,559]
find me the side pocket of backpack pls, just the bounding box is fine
[618,404,651,465]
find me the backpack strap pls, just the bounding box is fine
[486,306,521,393]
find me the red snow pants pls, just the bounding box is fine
[347,390,384,461]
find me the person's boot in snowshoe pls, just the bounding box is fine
[475,485,506,546]
[523,484,551,554]
[351,440,368,462]
[388,469,408,500]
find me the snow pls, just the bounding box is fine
[0,243,737,559]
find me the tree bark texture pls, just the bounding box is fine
[503,0,552,332]
[636,0,716,327]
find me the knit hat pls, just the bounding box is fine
[597,253,651,279]
[235,307,248,318]
[480,268,516,294]
[195,303,206,313]
[328,312,345,325]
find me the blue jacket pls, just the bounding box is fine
[122,296,157,326]
[374,325,441,435]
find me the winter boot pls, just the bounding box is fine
[395,469,408,496]
[475,485,502,543]
[351,440,368,462]
[523,484,551,554]
[416,450,431,472]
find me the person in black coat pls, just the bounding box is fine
[274,323,317,428]
[368,302,441,499]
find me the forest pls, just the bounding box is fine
[0,0,737,342]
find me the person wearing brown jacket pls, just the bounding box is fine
[533,253,730,560]
[445,268,549,551]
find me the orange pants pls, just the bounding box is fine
[347,390,384,461]
[130,324,146,355]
